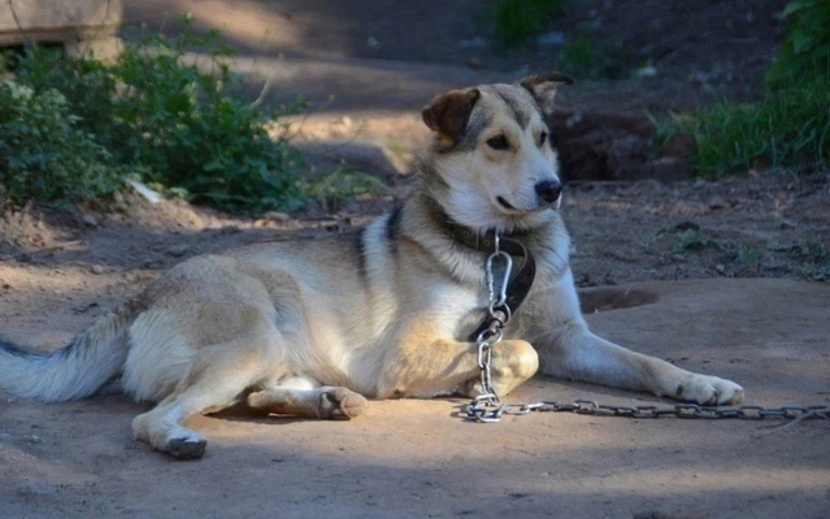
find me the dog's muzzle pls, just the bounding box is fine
[535,180,562,205]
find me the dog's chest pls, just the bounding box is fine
[407,277,491,341]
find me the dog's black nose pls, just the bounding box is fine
[535,180,562,203]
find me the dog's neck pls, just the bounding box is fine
[443,219,528,254]
[418,195,531,254]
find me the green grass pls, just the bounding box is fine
[554,34,624,80]
[690,79,829,176]
[492,0,569,46]
[687,0,830,177]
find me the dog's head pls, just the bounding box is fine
[419,73,573,232]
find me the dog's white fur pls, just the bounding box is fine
[0,74,743,459]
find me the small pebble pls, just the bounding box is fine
[167,245,189,257]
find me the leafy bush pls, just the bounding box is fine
[3,19,307,212]
[109,30,307,211]
[765,0,830,86]
[689,0,830,176]
[0,82,122,204]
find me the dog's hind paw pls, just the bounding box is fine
[166,435,207,460]
[679,375,744,406]
[318,387,368,420]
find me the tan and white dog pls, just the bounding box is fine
[0,74,744,459]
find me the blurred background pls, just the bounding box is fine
[1,0,827,286]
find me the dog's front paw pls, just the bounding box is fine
[677,375,744,405]
[318,387,368,420]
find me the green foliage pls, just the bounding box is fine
[644,109,693,158]
[15,47,117,142]
[0,82,122,205]
[554,34,622,80]
[690,77,829,176]
[492,0,569,45]
[766,0,830,86]
[2,18,308,212]
[669,229,720,253]
[688,0,830,177]
[305,167,387,213]
[733,244,762,271]
[768,241,830,281]
[109,28,307,211]
[778,240,830,263]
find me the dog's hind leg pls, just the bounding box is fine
[131,331,281,459]
[247,382,368,420]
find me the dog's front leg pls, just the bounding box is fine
[527,271,744,405]
[376,328,539,399]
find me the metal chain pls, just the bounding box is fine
[466,399,830,423]
[466,236,830,426]
[472,235,513,415]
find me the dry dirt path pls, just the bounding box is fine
[2,279,828,518]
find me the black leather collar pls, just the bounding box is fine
[444,220,537,341]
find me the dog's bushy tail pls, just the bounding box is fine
[0,308,135,402]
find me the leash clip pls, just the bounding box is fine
[485,235,513,312]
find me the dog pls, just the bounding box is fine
[0,73,744,459]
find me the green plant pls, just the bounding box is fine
[784,241,830,262]
[733,244,762,272]
[0,82,122,205]
[687,0,830,177]
[5,17,308,212]
[690,78,829,176]
[644,109,694,153]
[110,27,307,211]
[492,0,569,46]
[305,166,387,213]
[766,0,830,86]
[669,229,720,253]
[783,241,830,281]
[15,47,118,142]
[555,34,622,79]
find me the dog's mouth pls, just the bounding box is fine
[496,196,518,212]
[496,195,558,214]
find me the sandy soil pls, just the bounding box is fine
[1,1,829,518]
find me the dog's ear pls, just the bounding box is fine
[422,89,480,144]
[520,72,574,117]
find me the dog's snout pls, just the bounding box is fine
[535,180,562,204]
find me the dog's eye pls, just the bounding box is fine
[538,131,548,147]
[486,135,510,150]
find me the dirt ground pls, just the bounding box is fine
[1,1,829,518]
